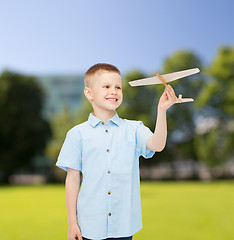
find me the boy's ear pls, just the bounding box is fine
[84,87,93,102]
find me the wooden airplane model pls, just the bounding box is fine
[128,68,200,103]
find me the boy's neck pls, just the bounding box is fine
[93,110,116,124]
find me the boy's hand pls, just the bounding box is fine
[68,222,83,240]
[158,85,177,111]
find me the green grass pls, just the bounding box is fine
[0,181,234,240]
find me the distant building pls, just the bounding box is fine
[36,74,84,119]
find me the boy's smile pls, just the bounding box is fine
[84,71,123,119]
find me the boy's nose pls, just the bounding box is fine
[110,88,117,94]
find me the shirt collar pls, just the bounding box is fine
[88,112,121,128]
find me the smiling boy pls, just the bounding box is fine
[56,63,177,240]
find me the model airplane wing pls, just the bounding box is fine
[175,95,194,104]
[175,98,194,103]
[129,68,200,87]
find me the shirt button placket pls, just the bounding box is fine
[104,122,112,234]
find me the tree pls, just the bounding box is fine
[197,46,234,117]
[0,70,51,183]
[195,46,234,174]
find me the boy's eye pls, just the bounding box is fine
[104,86,121,89]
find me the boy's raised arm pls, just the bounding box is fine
[147,85,177,152]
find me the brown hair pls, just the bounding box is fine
[84,63,121,88]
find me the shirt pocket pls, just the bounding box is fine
[115,141,135,166]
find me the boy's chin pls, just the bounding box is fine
[105,101,121,107]
[105,105,120,111]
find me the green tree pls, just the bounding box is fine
[195,46,234,174]
[0,70,51,183]
[197,46,234,117]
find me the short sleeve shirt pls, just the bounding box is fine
[56,112,155,239]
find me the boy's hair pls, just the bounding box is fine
[84,63,121,88]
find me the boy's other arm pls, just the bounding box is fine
[65,168,80,226]
[147,108,167,152]
[147,85,177,152]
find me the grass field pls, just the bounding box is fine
[0,181,233,240]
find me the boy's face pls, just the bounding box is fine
[85,71,123,113]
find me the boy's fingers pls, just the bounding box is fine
[74,235,82,240]
[167,84,175,93]
[168,85,175,95]
[166,88,174,100]
[162,90,168,100]
[167,85,177,102]
[166,90,176,104]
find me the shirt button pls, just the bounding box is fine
[108,213,111,216]
[105,130,108,133]
[108,170,111,174]
[102,122,104,125]
[107,149,110,152]
[108,191,111,195]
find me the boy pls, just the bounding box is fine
[56,63,177,240]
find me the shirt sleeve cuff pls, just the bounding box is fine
[142,133,155,159]
[56,161,82,172]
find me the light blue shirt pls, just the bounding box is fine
[56,112,155,240]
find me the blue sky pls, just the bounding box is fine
[0,0,233,76]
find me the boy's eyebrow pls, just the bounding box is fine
[102,82,121,86]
